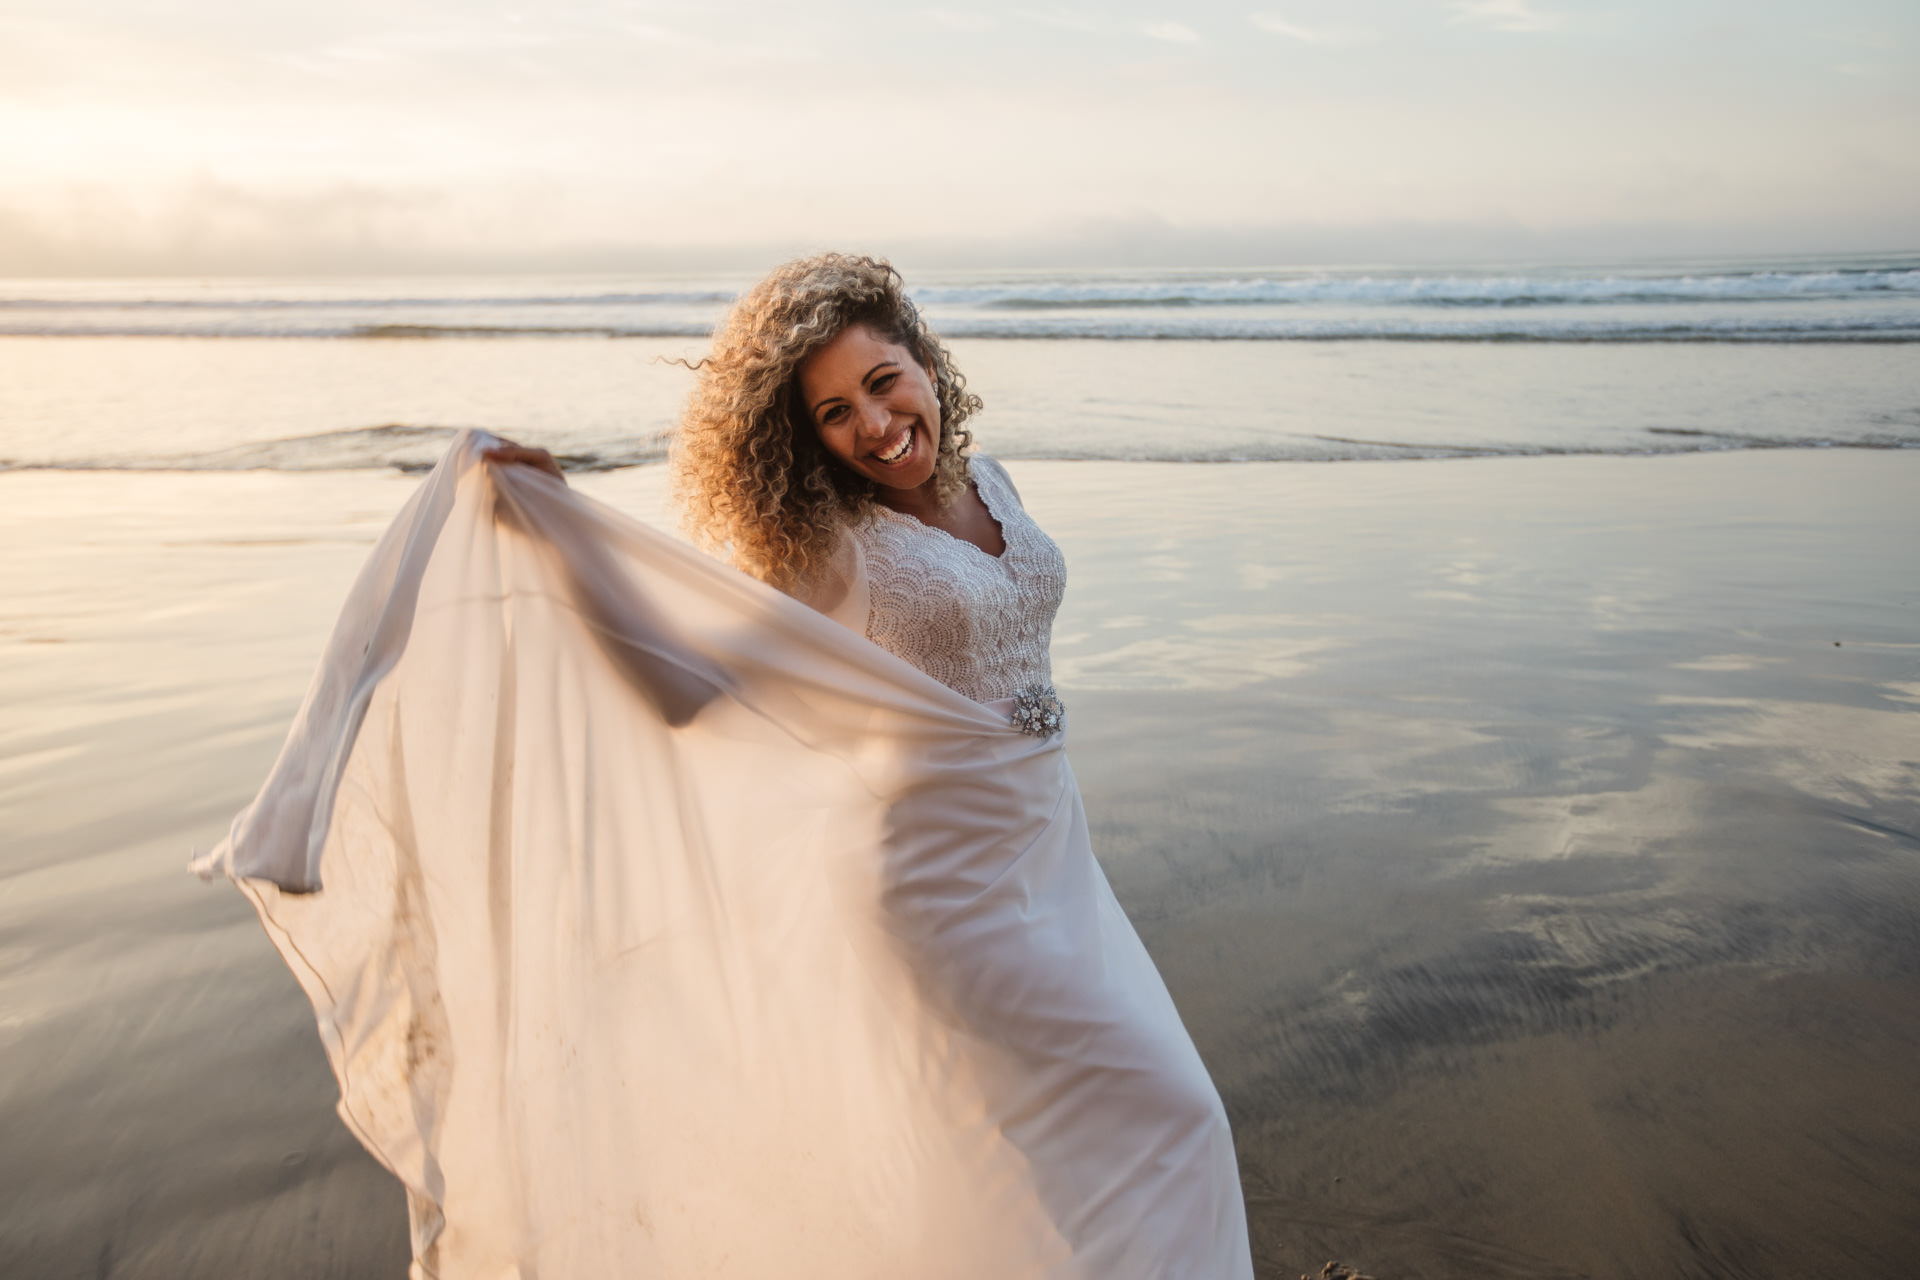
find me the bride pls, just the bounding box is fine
[201,253,1252,1278]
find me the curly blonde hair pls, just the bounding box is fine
[672,252,980,590]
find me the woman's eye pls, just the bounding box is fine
[820,405,848,425]
[871,373,898,393]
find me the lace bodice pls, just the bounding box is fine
[852,456,1066,704]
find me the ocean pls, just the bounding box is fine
[1,253,1916,475]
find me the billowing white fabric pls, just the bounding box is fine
[196,431,1251,1279]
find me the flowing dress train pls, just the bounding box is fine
[195,432,1252,1279]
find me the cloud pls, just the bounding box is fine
[1247,14,1374,46]
[3,0,1915,273]
[1140,21,1201,44]
[1448,0,1563,33]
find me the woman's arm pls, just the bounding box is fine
[485,445,724,728]
[788,530,872,637]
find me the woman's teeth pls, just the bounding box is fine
[875,431,913,464]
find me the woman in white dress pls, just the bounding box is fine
[202,254,1251,1278]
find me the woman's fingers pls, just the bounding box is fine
[483,444,566,481]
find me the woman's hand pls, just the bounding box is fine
[483,443,567,483]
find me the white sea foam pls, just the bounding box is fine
[917,266,1920,309]
[4,419,1913,476]
[0,257,1915,341]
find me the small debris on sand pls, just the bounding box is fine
[1304,1264,1374,1280]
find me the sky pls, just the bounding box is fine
[1,0,1916,274]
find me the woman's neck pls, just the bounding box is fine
[872,477,944,524]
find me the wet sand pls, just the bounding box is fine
[3,452,1917,1277]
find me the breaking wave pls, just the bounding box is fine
[4,423,1913,475]
[0,425,672,476]
[2,256,1916,342]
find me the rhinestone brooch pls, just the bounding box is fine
[1009,685,1066,739]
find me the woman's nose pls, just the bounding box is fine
[856,398,891,436]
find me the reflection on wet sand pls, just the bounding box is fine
[1038,454,1920,1277]
[0,452,1915,1277]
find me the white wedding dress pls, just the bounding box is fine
[196,433,1252,1279]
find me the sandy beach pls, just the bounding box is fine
[2,447,1916,1277]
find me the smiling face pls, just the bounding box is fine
[797,323,942,498]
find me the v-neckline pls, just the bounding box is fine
[875,468,1009,563]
